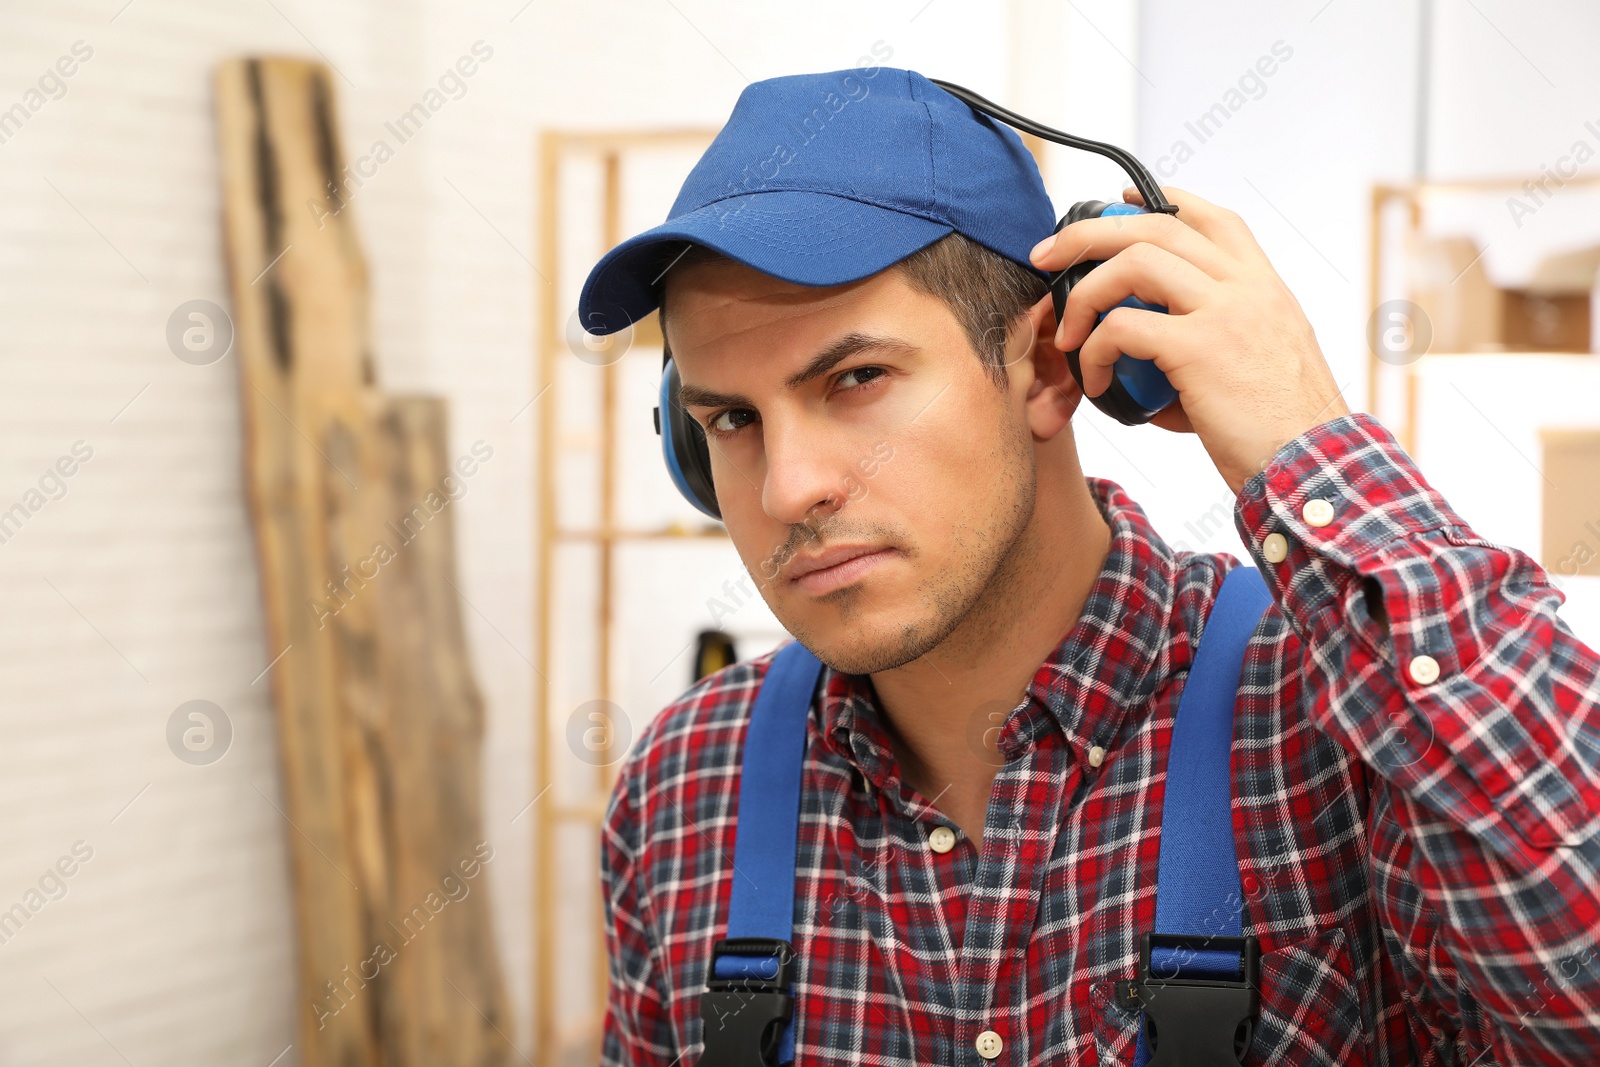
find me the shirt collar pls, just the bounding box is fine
[816,476,1183,789]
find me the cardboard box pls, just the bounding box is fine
[1407,235,1596,353]
[1541,427,1600,579]
[1501,290,1591,351]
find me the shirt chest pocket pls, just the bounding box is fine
[1090,926,1370,1066]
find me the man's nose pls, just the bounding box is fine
[759,413,848,529]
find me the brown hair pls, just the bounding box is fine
[657,232,1049,390]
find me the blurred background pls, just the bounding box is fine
[2,1,1599,1064]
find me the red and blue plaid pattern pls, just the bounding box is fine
[600,412,1600,1066]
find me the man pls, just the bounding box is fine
[579,66,1600,1065]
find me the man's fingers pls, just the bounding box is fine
[1054,243,1219,351]
[1121,184,1264,264]
[1072,305,1173,400]
[1031,207,1235,281]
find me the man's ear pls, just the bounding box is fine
[1018,293,1081,438]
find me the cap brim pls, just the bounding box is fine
[576,190,953,335]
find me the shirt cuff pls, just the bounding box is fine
[1235,409,1452,630]
[1233,410,1461,643]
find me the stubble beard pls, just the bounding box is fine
[786,415,1039,677]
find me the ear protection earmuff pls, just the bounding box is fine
[1049,200,1179,426]
[929,79,1181,429]
[654,353,721,520]
[652,80,1181,520]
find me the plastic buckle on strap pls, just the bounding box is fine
[699,937,796,1067]
[1118,933,1260,1067]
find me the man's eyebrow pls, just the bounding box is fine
[676,332,917,410]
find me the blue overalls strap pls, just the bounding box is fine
[1132,564,1274,1067]
[708,568,1271,1066]
[705,639,823,1066]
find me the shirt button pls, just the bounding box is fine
[928,825,956,853]
[1087,745,1106,768]
[1262,532,1289,563]
[1302,498,1335,527]
[975,1029,1004,1059]
[1408,654,1441,685]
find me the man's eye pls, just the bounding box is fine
[837,365,886,390]
[700,367,886,439]
[706,409,756,437]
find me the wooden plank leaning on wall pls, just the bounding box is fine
[214,56,512,1066]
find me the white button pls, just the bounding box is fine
[975,1029,1004,1059]
[928,825,956,853]
[1302,498,1335,527]
[1408,654,1440,685]
[1262,532,1289,563]
[1087,745,1106,768]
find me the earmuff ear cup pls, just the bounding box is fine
[656,357,722,521]
[1048,200,1177,427]
[1047,199,1108,329]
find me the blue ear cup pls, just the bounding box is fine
[1050,200,1180,426]
[654,356,722,520]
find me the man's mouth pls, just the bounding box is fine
[785,545,898,595]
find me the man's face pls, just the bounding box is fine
[664,256,1059,675]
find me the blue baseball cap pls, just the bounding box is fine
[577,67,1056,335]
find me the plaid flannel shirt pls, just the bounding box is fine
[599,411,1600,1066]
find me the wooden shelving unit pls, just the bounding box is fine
[1365,173,1600,456]
[533,127,723,1067]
